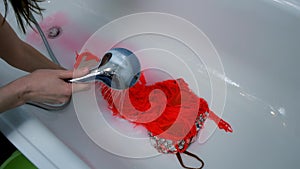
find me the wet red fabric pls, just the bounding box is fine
[75,51,232,152]
[101,73,233,147]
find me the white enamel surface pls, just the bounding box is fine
[1,0,300,169]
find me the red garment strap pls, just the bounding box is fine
[176,151,204,169]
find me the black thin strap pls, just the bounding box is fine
[176,151,204,169]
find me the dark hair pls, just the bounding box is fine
[2,0,44,33]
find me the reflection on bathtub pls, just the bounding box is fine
[196,63,287,129]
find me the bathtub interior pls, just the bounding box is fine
[1,0,300,169]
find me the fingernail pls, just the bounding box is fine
[81,67,90,72]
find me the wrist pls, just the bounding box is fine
[12,76,32,105]
[0,77,30,112]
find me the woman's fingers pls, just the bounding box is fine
[72,67,90,78]
[57,69,74,79]
[57,67,89,79]
[22,68,91,104]
[70,67,91,93]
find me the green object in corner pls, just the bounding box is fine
[0,151,37,169]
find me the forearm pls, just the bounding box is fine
[0,14,63,72]
[9,41,63,72]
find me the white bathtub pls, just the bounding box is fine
[1,0,300,168]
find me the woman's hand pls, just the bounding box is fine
[0,67,91,113]
[0,14,91,112]
[21,68,90,104]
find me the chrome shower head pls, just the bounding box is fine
[70,48,141,90]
